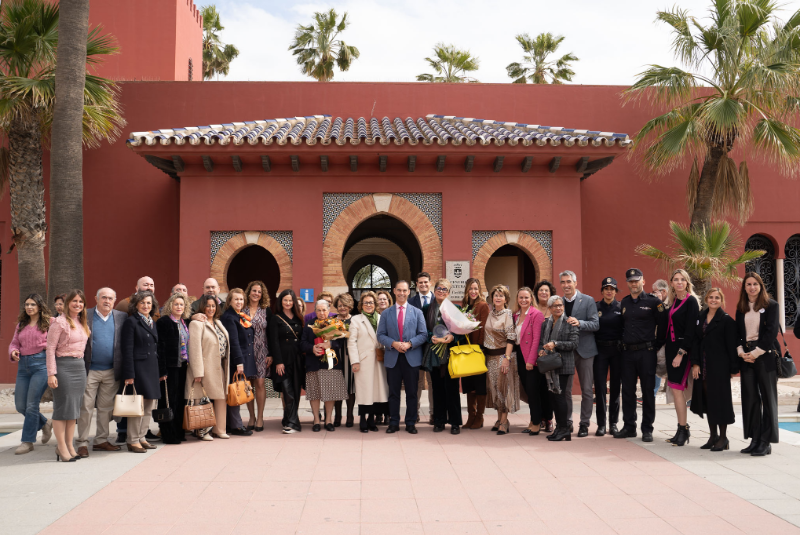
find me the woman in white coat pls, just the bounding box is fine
[347,292,388,433]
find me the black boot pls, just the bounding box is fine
[547,426,572,442]
[672,424,690,446]
[741,437,758,454]
[665,424,680,444]
[334,400,342,427]
[359,415,369,433]
[751,441,772,456]
[700,433,719,450]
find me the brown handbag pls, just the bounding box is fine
[226,371,254,406]
[375,347,385,362]
[183,386,216,431]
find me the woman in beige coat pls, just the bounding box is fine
[186,295,238,440]
[347,292,388,433]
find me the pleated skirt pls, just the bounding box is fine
[52,357,87,420]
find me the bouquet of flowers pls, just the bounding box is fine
[311,318,350,368]
[430,299,482,358]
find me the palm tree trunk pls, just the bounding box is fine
[8,116,47,306]
[689,145,726,297]
[47,0,89,301]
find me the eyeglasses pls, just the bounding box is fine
[435,287,449,293]
[550,304,564,308]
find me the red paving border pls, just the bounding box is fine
[40,416,800,535]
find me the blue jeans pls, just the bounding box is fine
[654,376,662,396]
[15,351,49,443]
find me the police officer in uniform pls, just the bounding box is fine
[594,277,623,437]
[613,268,668,442]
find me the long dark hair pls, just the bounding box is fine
[737,272,771,313]
[196,294,222,320]
[128,290,159,318]
[462,277,485,308]
[276,289,304,325]
[17,293,51,333]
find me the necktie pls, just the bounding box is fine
[422,295,428,307]
[398,305,404,342]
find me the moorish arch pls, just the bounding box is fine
[472,231,553,296]
[210,231,293,294]
[323,194,443,295]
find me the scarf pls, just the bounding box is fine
[541,314,566,393]
[138,312,153,328]
[237,310,252,329]
[362,310,378,332]
[171,315,189,362]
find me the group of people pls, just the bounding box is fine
[7,267,790,460]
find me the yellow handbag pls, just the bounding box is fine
[448,342,488,379]
[226,371,255,406]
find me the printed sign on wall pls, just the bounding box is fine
[446,261,470,301]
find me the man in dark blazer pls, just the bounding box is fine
[560,271,599,437]
[377,280,428,434]
[408,271,434,424]
[76,288,128,457]
[190,278,226,318]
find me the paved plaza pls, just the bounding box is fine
[3,394,800,535]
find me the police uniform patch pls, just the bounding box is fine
[606,278,611,283]
[657,304,665,312]
[622,307,626,314]
[598,311,603,317]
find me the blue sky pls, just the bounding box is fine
[202,0,798,84]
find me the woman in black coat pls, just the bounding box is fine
[662,269,700,447]
[121,291,164,453]
[220,289,251,436]
[736,272,780,456]
[690,289,738,451]
[269,289,305,434]
[155,292,191,444]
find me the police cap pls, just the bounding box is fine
[601,277,618,291]
[626,268,643,281]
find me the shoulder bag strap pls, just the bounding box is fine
[277,314,298,340]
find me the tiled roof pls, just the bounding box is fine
[127,114,632,149]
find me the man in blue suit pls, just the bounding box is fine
[377,280,428,434]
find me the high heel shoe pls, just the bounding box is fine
[751,441,772,456]
[547,426,572,441]
[740,437,758,454]
[710,437,729,452]
[700,434,719,450]
[56,451,77,462]
[671,425,690,447]
[496,421,509,436]
[491,420,501,432]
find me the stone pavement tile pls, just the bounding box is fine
[716,458,783,476]
[412,478,469,500]
[470,497,539,522]
[294,521,361,534]
[196,480,258,504]
[361,478,415,499]
[56,500,135,525]
[308,479,361,500]
[542,514,617,535]
[665,516,747,535]
[213,462,271,482]
[239,500,305,524]
[749,473,800,498]
[605,517,681,535]
[361,522,424,534]
[81,480,160,503]
[113,500,175,525]
[38,524,111,535]
[557,475,625,496]
[751,499,800,516]
[262,461,317,481]
[694,492,773,517]
[300,498,361,523]
[149,480,209,503]
[421,521,489,534]
[361,461,410,480]
[101,525,173,535]
[166,523,235,535]
[172,500,247,525]
[605,474,676,495]
[231,523,297,535]
[360,498,421,523]
[416,498,481,523]
[482,520,551,534]
[580,494,657,520]
[725,514,800,534]
[634,492,715,518]
[629,459,691,477]
[312,462,362,481]
[654,474,730,498]
[703,473,789,500]
[779,515,800,528]
[253,479,311,500]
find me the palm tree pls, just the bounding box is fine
[0,0,125,305]
[288,8,360,82]
[625,1,800,232]
[417,44,479,83]
[201,5,239,80]
[637,220,765,296]
[506,33,578,84]
[48,0,89,301]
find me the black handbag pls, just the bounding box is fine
[537,350,563,373]
[776,327,797,379]
[152,378,174,423]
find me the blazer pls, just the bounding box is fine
[120,314,161,399]
[190,296,226,316]
[155,315,187,373]
[466,301,489,347]
[347,313,389,406]
[376,303,428,368]
[514,307,545,365]
[538,317,579,375]
[219,308,249,376]
[186,319,231,400]
[84,307,127,380]
[735,298,780,372]
[563,290,599,358]
[408,293,433,311]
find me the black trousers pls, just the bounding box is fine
[460,371,487,395]
[740,358,779,444]
[431,366,462,426]
[158,362,187,444]
[517,351,545,424]
[621,348,656,433]
[550,374,572,428]
[278,367,303,431]
[594,344,622,427]
[387,354,419,427]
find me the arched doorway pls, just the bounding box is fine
[485,244,538,298]
[745,234,777,299]
[785,235,800,329]
[342,215,422,301]
[226,245,281,297]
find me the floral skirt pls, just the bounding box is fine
[305,369,347,402]
[485,353,520,413]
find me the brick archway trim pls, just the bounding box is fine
[323,194,443,294]
[210,232,293,294]
[473,231,552,295]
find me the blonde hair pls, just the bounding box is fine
[434,278,451,291]
[163,292,190,319]
[704,287,726,309]
[666,269,700,307]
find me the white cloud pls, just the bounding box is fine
[209,0,796,84]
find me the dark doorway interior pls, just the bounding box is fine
[227,245,281,297]
[486,244,538,293]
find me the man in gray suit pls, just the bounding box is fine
[560,271,599,437]
[75,288,128,457]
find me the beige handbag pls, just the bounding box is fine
[113,384,144,417]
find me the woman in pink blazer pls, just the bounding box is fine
[514,287,545,435]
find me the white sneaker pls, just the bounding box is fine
[15,442,34,455]
[40,421,52,444]
[200,433,214,441]
[282,428,299,434]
